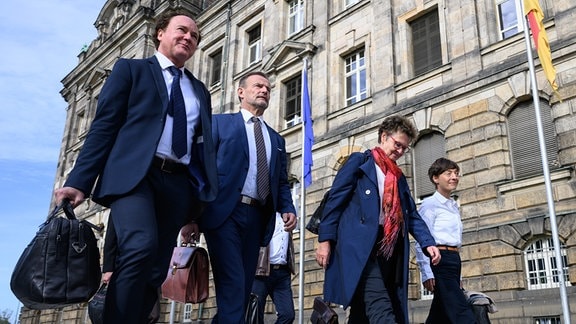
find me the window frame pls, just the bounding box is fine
[410,9,442,76]
[413,132,446,200]
[496,0,524,40]
[288,0,305,36]
[507,100,559,179]
[247,24,262,65]
[284,75,302,127]
[344,0,360,8]
[182,303,193,322]
[524,238,570,290]
[344,48,367,106]
[209,49,223,86]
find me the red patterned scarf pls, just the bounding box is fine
[372,147,404,259]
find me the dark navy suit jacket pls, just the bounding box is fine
[65,56,217,206]
[200,112,296,246]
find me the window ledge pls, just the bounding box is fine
[497,167,572,195]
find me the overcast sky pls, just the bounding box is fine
[0,1,103,320]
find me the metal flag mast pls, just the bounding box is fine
[518,0,570,322]
[298,57,312,324]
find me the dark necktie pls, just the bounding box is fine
[167,66,187,159]
[251,117,269,201]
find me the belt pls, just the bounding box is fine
[271,264,289,270]
[152,156,188,174]
[240,195,262,207]
[437,245,459,252]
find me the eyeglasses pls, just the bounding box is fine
[387,134,411,153]
[441,170,461,178]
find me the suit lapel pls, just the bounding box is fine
[147,56,169,114]
[234,113,250,159]
[265,123,279,177]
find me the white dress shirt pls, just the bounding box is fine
[269,213,290,265]
[240,108,271,200]
[415,191,463,282]
[155,52,201,164]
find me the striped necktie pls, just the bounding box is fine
[251,117,269,201]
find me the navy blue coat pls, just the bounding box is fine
[318,150,436,323]
[65,56,217,206]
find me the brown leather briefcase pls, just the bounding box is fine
[161,244,209,304]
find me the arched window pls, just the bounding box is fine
[524,237,570,290]
[413,132,446,200]
[507,100,558,179]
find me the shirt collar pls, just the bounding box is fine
[433,190,453,205]
[240,108,263,123]
[155,52,183,73]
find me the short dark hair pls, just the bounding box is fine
[428,158,460,185]
[377,115,418,143]
[238,71,269,88]
[153,10,201,48]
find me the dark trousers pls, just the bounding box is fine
[426,250,476,324]
[103,167,193,324]
[252,266,295,324]
[348,256,399,324]
[205,202,264,324]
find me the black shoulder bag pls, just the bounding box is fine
[306,150,371,235]
[11,200,102,309]
[306,190,330,234]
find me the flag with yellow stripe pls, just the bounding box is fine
[524,0,558,93]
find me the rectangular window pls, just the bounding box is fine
[183,303,193,322]
[524,238,570,290]
[534,317,561,324]
[288,0,305,35]
[248,24,262,64]
[411,10,442,76]
[210,49,222,86]
[497,0,524,39]
[284,75,302,127]
[345,49,367,106]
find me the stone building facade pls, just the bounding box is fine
[19,0,576,323]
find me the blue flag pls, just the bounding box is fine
[302,61,314,188]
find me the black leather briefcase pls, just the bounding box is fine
[310,297,338,324]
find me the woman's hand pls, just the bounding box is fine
[316,241,331,269]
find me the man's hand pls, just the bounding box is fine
[426,246,441,265]
[316,241,331,269]
[180,222,200,244]
[54,187,85,207]
[423,278,435,292]
[281,212,297,232]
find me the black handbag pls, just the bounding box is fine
[88,283,107,324]
[10,200,102,309]
[310,297,338,324]
[306,151,371,235]
[245,293,260,324]
[306,190,330,234]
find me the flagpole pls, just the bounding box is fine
[520,1,571,322]
[298,57,308,324]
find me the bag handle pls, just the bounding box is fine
[45,199,104,232]
[46,199,77,222]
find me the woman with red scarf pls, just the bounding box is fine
[315,115,441,323]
